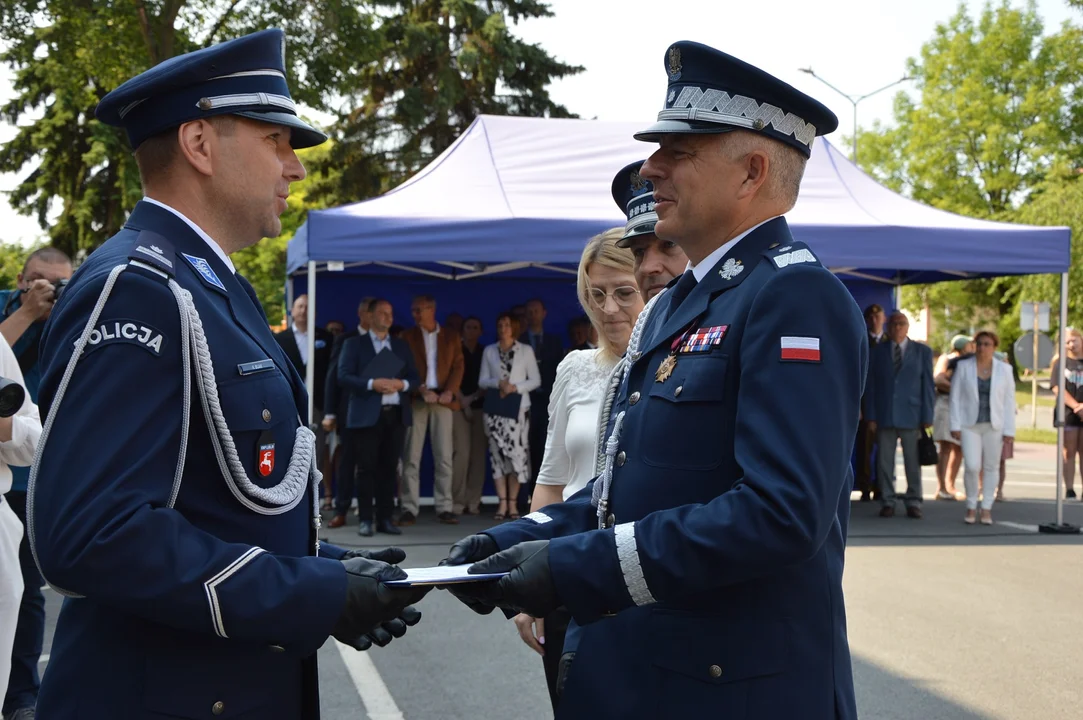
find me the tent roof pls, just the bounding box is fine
[287,115,1070,284]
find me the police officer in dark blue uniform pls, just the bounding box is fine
[442,41,867,719]
[28,29,427,719]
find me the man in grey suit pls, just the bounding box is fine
[866,311,935,518]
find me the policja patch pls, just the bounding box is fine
[257,429,275,477]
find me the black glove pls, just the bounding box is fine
[453,540,559,619]
[331,555,430,649]
[342,547,406,564]
[440,534,499,566]
[439,534,506,616]
[340,605,423,651]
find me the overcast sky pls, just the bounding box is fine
[0,0,1075,247]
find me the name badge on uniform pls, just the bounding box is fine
[679,325,728,353]
[258,429,275,477]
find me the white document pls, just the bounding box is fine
[384,564,508,587]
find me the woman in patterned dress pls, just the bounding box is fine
[479,312,541,520]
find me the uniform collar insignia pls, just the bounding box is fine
[719,258,744,280]
[182,252,226,292]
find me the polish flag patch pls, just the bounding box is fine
[780,336,821,362]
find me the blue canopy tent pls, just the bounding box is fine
[286,115,1072,519]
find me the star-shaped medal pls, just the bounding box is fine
[655,353,677,383]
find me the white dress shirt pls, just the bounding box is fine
[291,323,308,365]
[367,332,408,405]
[422,326,440,389]
[689,216,780,282]
[142,197,235,273]
[535,349,615,501]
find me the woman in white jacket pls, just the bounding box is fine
[478,312,541,520]
[0,335,42,702]
[949,330,1015,525]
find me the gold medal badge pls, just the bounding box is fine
[655,354,677,383]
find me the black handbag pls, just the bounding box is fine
[918,428,939,466]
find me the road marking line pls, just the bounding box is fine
[998,521,1040,532]
[334,640,404,720]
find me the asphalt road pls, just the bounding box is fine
[34,442,1083,719]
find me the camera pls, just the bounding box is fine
[52,277,69,301]
[0,377,26,418]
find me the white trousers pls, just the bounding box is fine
[961,423,1002,510]
[0,498,25,702]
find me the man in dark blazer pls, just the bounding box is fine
[274,293,332,419]
[338,299,419,536]
[519,298,565,512]
[323,296,374,528]
[866,311,935,518]
[855,303,888,501]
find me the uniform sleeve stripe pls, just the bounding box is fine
[523,511,552,525]
[614,523,656,606]
[204,547,265,638]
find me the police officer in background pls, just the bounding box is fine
[0,246,71,720]
[29,30,426,719]
[611,160,689,303]
[443,41,867,719]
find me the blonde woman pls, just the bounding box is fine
[1050,327,1083,499]
[512,227,645,708]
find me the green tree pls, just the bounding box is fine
[857,0,1083,350]
[0,0,575,319]
[313,0,583,205]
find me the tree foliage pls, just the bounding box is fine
[0,0,577,318]
[311,0,583,206]
[859,0,1083,352]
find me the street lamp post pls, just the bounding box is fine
[798,68,912,164]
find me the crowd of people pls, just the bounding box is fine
[856,305,1021,525]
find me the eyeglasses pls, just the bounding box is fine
[587,286,639,309]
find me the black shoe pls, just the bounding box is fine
[1068,488,1078,499]
[357,520,374,537]
[438,511,460,525]
[376,519,402,535]
[879,506,896,518]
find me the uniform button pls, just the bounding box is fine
[212,701,225,715]
[606,513,616,527]
[616,451,626,467]
[262,409,272,422]
[198,97,214,111]
[269,644,285,652]
[674,385,683,397]
[629,391,641,406]
[709,664,723,678]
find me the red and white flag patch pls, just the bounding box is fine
[780,336,821,362]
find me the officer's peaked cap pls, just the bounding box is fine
[96,28,326,150]
[635,41,838,158]
[611,160,658,248]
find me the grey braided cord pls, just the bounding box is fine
[179,288,312,515]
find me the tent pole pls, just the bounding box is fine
[1040,271,1079,534]
[306,261,316,428]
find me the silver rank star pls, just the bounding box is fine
[719,258,744,280]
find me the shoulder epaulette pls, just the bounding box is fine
[763,241,822,270]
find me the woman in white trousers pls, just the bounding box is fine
[0,335,42,701]
[949,330,1016,525]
